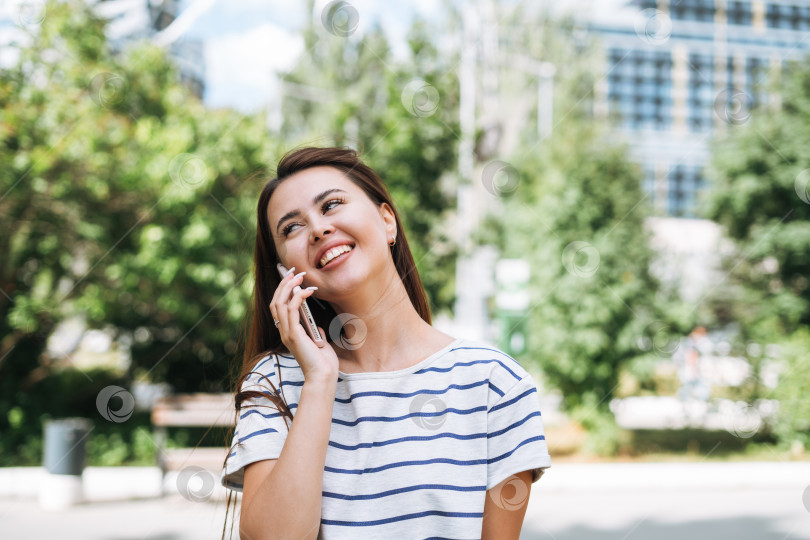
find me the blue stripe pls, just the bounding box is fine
[416,358,522,382]
[321,509,482,527]
[322,483,485,500]
[332,405,486,427]
[489,387,536,414]
[423,537,480,540]
[487,435,548,464]
[328,430,487,451]
[240,409,285,420]
[488,380,504,397]
[325,456,487,475]
[487,411,543,439]
[335,379,489,404]
[252,355,276,373]
[245,370,276,383]
[238,427,279,444]
[448,345,523,374]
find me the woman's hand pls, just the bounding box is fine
[270,267,339,382]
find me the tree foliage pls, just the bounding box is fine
[480,7,679,454]
[702,57,810,343]
[701,57,810,445]
[0,0,278,436]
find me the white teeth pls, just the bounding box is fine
[320,245,352,267]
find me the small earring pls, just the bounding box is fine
[389,237,396,247]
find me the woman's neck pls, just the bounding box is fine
[327,265,441,373]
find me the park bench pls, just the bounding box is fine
[151,393,235,493]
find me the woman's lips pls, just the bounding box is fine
[319,246,353,270]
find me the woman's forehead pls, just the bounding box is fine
[268,167,361,216]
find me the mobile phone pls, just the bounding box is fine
[277,263,323,342]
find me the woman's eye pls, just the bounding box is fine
[323,198,344,212]
[281,198,345,237]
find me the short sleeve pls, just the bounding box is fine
[486,373,552,490]
[220,355,291,492]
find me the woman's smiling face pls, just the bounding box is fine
[267,166,396,296]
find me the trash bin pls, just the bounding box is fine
[39,417,92,510]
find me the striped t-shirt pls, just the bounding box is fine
[220,337,552,539]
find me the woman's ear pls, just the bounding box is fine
[380,202,397,238]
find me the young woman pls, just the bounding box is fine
[221,147,552,539]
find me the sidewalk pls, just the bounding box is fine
[2,462,809,540]
[2,460,810,501]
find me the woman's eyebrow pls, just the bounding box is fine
[275,188,348,234]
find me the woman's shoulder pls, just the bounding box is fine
[446,338,533,387]
[242,351,304,389]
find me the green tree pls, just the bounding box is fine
[0,0,275,460]
[480,6,680,454]
[702,57,810,343]
[701,56,810,445]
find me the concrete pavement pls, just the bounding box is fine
[1,461,809,539]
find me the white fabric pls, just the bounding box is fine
[221,337,552,539]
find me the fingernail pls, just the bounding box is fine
[294,271,306,279]
[305,286,318,291]
[285,266,295,276]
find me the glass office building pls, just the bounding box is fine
[589,0,810,217]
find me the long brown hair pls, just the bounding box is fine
[221,146,432,538]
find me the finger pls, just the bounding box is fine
[278,281,313,343]
[284,287,318,343]
[287,285,317,313]
[268,266,296,319]
[271,269,305,335]
[280,270,307,305]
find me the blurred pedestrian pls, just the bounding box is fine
[677,326,711,402]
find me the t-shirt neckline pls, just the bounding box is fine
[337,337,464,380]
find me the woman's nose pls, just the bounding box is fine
[310,218,334,241]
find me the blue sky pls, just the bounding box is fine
[171,0,627,112]
[177,0,443,112]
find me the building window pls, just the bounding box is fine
[607,48,672,130]
[766,3,810,30]
[668,165,705,217]
[687,53,714,132]
[670,0,715,22]
[727,1,752,26]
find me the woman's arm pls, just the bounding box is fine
[481,469,534,540]
[240,373,337,540]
